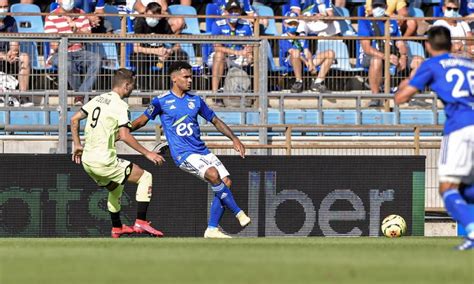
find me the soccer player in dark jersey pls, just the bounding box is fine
[132,61,251,238]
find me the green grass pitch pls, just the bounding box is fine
[0,237,472,284]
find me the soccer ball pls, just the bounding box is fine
[381,214,407,238]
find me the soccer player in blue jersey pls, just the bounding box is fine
[132,61,251,238]
[395,26,474,250]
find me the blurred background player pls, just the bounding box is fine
[132,61,251,238]
[395,26,474,250]
[71,68,166,238]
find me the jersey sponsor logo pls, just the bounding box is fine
[176,122,194,136]
[186,98,196,102]
[165,99,176,104]
[188,102,195,110]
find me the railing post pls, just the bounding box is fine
[414,126,420,155]
[58,37,68,154]
[120,15,127,68]
[258,39,269,155]
[383,18,391,112]
[285,126,292,156]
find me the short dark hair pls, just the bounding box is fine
[146,2,162,14]
[168,61,192,75]
[445,0,459,6]
[427,26,452,52]
[112,68,135,87]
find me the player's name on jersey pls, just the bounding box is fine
[439,58,474,69]
[96,96,112,105]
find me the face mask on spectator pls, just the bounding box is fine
[372,7,386,17]
[0,8,8,20]
[287,26,298,34]
[228,13,240,24]
[444,9,459,18]
[61,0,75,11]
[146,17,159,27]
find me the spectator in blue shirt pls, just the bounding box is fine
[214,0,269,34]
[279,12,334,93]
[209,0,253,97]
[358,0,414,107]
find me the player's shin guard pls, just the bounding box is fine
[136,170,152,220]
[208,196,225,228]
[212,182,241,215]
[108,184,124,228]
[443,189,474,238]
[461,184,474,204]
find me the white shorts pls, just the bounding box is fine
[179,153,230,181]
[438,125,474,184]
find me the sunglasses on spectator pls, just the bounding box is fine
[446,7,459,11]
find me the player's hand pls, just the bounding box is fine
[146,151,165,166]
[233,138,245,159]
[72,144,83,164]
[399,55,407,71]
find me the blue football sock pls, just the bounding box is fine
[208,196,225,228]
[461,184,474,204]
[443,189,474,233]
[212,182,241,215]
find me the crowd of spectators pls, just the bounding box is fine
[0,0,473,107]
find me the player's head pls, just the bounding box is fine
[169,61,192,92]
[112,68,135,98]
[426,26,452,55]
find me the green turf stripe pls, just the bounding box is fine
[412,171,425,236]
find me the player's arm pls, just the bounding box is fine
[394,85,418,104]
[131,114,150,132]
[211,116,246,158]
[70,109,87,164]
[119,126,165,165]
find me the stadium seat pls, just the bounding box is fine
[205,3,221,33]
[407,41,426,59]
[266,40,289,73]
[317,40,364,72]
[10,111,46,125]
[104,4,122,33]
[361,110,395,125]
[252,4,279,36]
[284,109,319,124]
[323,110,357,125]
[246,109,281,124]
[399,110,435,124]
[89,42,120,70]
[409,7,425,17]
[215,112,242,125]
[168,5,200,66]
[438,110,446,125]
[333,6,357,36]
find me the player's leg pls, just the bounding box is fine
[126,162,164,237]
[438,127,474,249]
[105,181,134,238]
[204,154,251,228]
[207,177,231,230]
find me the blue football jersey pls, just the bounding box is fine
[409,53,474,134]
[144,91,216,166]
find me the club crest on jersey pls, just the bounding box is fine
[146,105,155,115]
[188,102,195,110]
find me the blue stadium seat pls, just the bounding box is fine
[10,111,46,125]
[246,109,281,124]
[409,7,425,17]
[10,4,43,33]
[318,40,365,72]
[333,6,357,36]
[104,4,122,33]
[361,110,395,125]
[400,110,435,124]
[407,41,426,59]
[215,112,242,125]
[252,4,279,36]
[438,110,446,125]
[0,111,5,124]
[205,3,221,33]
[88,42,120,70]
[168,5,200,66]
[284,109,319,124]
[323,110,357,125]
